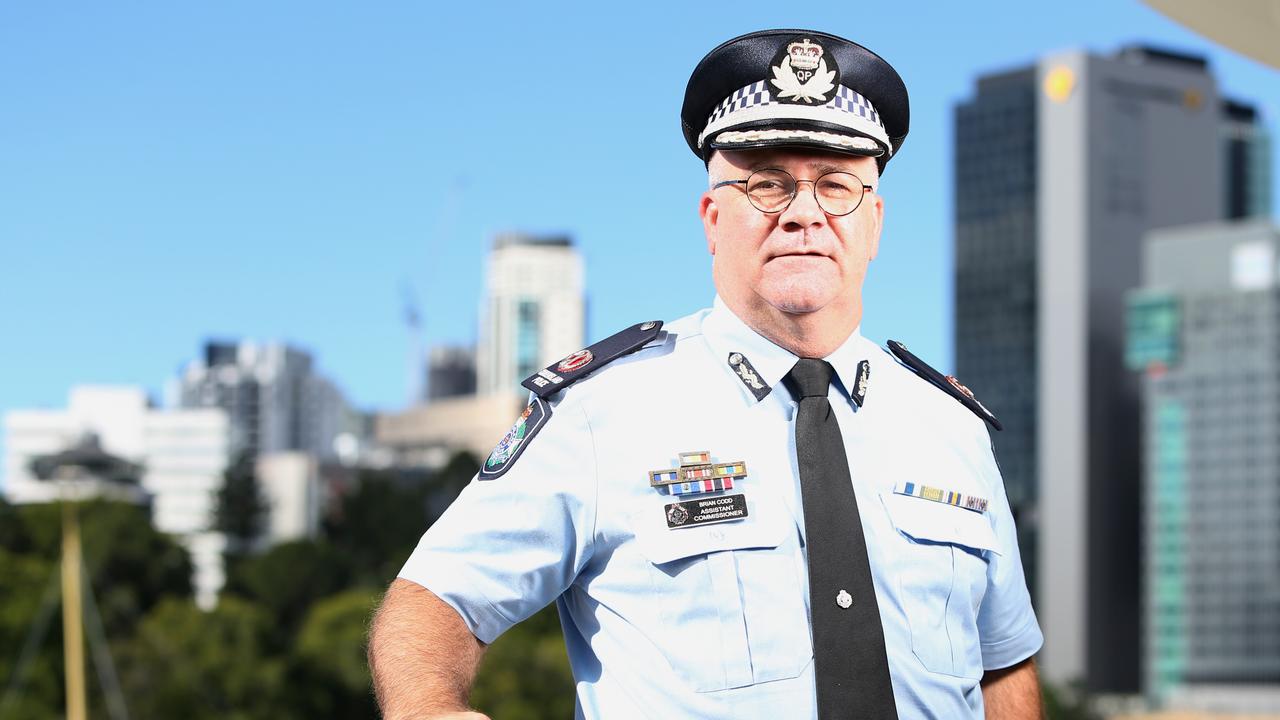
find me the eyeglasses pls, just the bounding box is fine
[712,168,874,216]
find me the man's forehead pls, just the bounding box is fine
[713,148,878,175]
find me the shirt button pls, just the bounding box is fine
[709,529,726,541]
[836,590,853,609]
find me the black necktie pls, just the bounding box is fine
[785,358,897,719]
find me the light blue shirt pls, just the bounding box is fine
[400,297,1043,719]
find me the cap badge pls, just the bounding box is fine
[770,37,839,105]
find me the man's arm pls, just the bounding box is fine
[980,656,1043,720]
[368,578,490,720]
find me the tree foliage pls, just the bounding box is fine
[0,499,193,719]
[214,451,269,554]
[114,597,287,720]
[222,539,353,651]
[470,605,576,719]
[0,451,580,719]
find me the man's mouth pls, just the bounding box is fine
[769,251,830,260]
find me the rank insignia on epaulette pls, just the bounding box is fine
[649,450,748,497]
[893,481,989,513]
[886,340,1002,431]
[521,321,664,399]
[727,352,771,401]
[852,359,870,407]
[479,396,550,481]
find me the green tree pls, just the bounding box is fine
[1044,679,1101,720]
[322,450,480,587]
[470,605,575,719]
[288,589,381,718]
[0,500,192,718]
[114,597,287,720]
[222,539,354,651]
[0,549,62,720]
[3,500,192,637]
[322,469,429,586]
[214,451,269,555]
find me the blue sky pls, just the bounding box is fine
[1,2,1277,478]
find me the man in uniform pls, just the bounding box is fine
[369,29,1043,719]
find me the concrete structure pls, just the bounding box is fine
[1128,220,1280,706]
[256,451,322,543]
[426,345,477,401]
[4,386,231,608]
[476,233,585,398]
[954,45,1271,691]
[375,394,526,469]
[174,340,359,462]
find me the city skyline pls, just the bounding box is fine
[2,2,1278,481]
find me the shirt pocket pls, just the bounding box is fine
[879,490,1001,679]
[630,496,811,692]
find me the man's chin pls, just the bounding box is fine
[760,288,838,316]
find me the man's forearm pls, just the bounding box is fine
[368,578,488,720]
[980,656,1043,720]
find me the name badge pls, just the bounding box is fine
[665,494,748,529]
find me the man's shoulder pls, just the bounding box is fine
[868,338,1000,437]
[525,308,712,406]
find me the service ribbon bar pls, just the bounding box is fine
[894,481,989,513]
[649,453,747,493]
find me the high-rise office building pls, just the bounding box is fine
[1128,220,1280,705]
[1221,99,1273,221]
[954,45,1270,691]
[476,233,585,398]
[175,340,358,462]
[426,345,477,401]
[4,386,232,608]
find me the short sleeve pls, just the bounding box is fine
[975,436,1044,670]
[397,396,598,644]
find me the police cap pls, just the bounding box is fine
[681,29,910,173]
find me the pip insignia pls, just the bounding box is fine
[769,37,839,105]
[649,450,748,496]
[886,340,1002,431]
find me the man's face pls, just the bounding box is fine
[699,148,884,320]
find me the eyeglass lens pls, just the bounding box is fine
[745,169,865,216]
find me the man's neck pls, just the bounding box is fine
[724,295,862,359]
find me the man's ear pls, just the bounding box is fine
[867,191,884,261]
[699,192,718,255]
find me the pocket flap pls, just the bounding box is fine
[881,491,1001,555]
[631,494,790,565]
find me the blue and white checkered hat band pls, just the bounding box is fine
[698,82,890,155]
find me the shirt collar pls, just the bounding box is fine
[701,295,871,405]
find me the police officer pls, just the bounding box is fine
[369,29,1043,720]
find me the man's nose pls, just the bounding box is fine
[778,181,826,229]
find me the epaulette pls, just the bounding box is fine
[521,320,665,398]
[480,321,665,481]
[886,340,1002,432]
